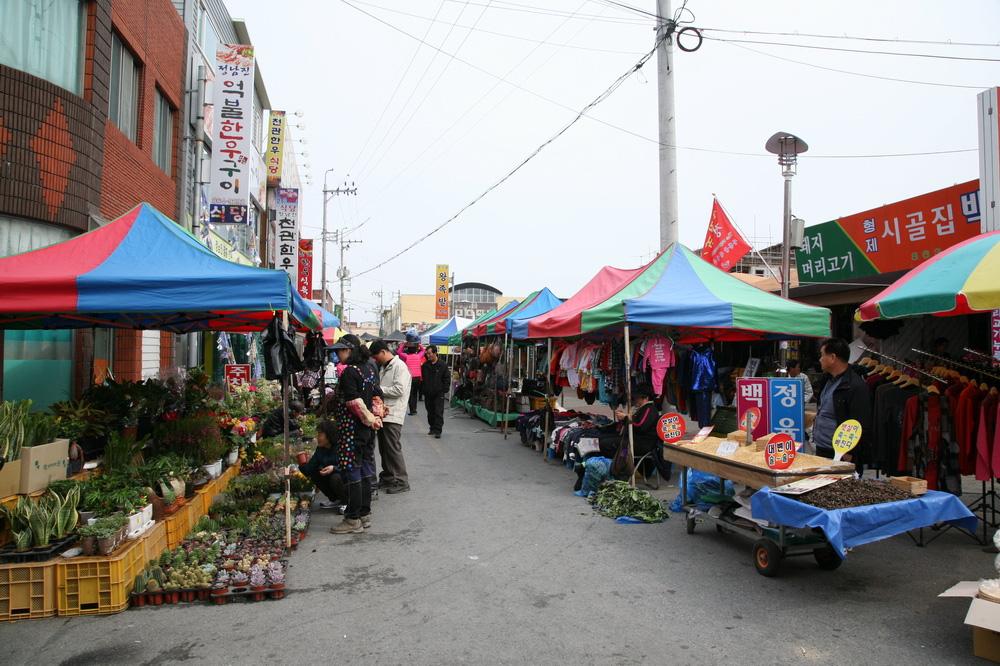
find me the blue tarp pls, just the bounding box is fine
[751,487,978,558]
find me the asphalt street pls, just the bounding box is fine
[0,404,992,665]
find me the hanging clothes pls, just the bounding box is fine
[976,390,999,481]
[641,335,676,398]
[956,382,984,475]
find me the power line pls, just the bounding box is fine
[718,39,993,90]
[702,34,1000,62]
[353,33,666,278]
[446,0,652,25]
[700,27,1000,49]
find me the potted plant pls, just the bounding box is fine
[249,564,267,601]
[132,572,149,607]
[267,561,285,599]
[146,577,164,605]
[77,523,100,556]
[211,570,230,604]
[230,570,249,593]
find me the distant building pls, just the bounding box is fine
[382,282,520,334]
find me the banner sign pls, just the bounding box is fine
[993,309,1000,361]
[266,110,286,186]
[736,378,770,440]
[208,45,255,225]
[702,198,751,270]
[297,239,313,299]
[274,188,299,282]
[796,180,980,283]
[768,378,805,444]
[224,364,251,394]
[435,264,450,318]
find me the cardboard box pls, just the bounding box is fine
[940,582,1000,663]
[974,627,1000,663]
[0,461,21,498]
[18,439,69,494]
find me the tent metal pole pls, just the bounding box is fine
[281,312,292,549]
[503,333,513,438]
[544,337,552,457]
[624,324,636,488]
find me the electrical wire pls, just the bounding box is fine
[352,34,666,278]
[449,0,652,25]
[702,34,1000,62]
[718,39,993,90]
[699,27,1000,49]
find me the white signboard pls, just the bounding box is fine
[274,188,299,281]
[208,44,255,225]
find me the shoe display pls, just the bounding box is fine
[330,518,363,534]
[385,483,410,494]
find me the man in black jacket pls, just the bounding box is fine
[813,338,871,465]
[421,345,450,438]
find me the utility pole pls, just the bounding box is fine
[656,0,678,250]
[320,172,357,312]
[372,288,385,336]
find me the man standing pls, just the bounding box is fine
[813,338,871,464]
[422,345,450,439]
[370,340,412,494]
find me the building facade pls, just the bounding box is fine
[382,283,520,335]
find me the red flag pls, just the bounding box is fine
[702,198,751,271]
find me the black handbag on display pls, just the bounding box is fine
[262,316,305,380]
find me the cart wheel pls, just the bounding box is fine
[686,515,696,534]
[813,546,843,571]
[752,539,782,577]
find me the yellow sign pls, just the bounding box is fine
[435,264,449,319]
[831,419,862,462]
[266,110,286,186]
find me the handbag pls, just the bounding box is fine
[610,429,635,480]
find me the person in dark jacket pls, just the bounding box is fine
[421,345,450,438]
[614,383,672,480]
[299,420,346,510]
[261,401,304,438]
[813,337,871,466]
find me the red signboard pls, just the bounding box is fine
[656,412,686,443]
[297,239,313,300]
[736,378,770,440]
[764,433,796,470]
[224,364,252,394]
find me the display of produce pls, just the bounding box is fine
[794,479,912,510]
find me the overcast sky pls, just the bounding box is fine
[225,0,999,322]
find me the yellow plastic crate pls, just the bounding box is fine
[186,496,204,531]
[163,505,191,550]
[141,521,167,565]
[0,561,56,621]
[56,538,145,616]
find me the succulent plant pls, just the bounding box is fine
[249,564,266,588]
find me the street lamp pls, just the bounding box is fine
[765,131,808,369]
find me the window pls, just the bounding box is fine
[109,33,140,141]
[153,90,174,173]
[197,4,220,62]
[0,0,83,93]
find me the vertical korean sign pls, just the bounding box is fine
[736,378,770,440]
[768,378,805,444]
[209,45,255,224]
[297,239,313,299]
[266,110,286,186]
[274,188,299,283]
[435,264,449,319]
[992,310,1000,361]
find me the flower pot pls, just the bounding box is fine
[226,447,240,466]
[250,585,267,602]
[197,588,211,601]
[150,592,163,606]
[181,590,195,603]
[78,510,96,524]
[269,583,286,600]
[80,535,96,556]
[131,592,146,608]
[97,536,116,556]
[210,588,228,605]
[202,459,223,479]
[295,451,311,465]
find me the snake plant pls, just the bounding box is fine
[0,400,31,463]
[27,502,52,548]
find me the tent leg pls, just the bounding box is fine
[281,313,292,550]
[503,334,513,439]
[543,337,552,458]
[623,324,635,488]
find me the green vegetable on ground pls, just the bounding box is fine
[589,480,669,523]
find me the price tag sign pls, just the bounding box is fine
[765,433,796,470]
[692,426,715,443]
[716,440,739,457]
[831,419,862,462]
[656,412,686,443]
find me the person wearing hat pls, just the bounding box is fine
[397,331,426,415]
[327,334,384,534]
[370,339,412,493]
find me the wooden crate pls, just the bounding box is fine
[889,476,928,496]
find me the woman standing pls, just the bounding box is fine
[327,334,384,534]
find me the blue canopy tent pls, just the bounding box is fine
[421,315,474,345]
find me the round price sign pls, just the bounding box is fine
[831,419,862,461]
[765,433,797,470]
[656,412,687,443]
[740,407,761,434]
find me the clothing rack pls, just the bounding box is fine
[963,347,1000,368]
[912,348,1000,383]
[858,345,938,381]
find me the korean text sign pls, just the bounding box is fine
[736,378,770,440]
[796,180,980,283]
[297,239,313,299]
[768,378,805,444]
[274,188,299,283]
[208,45,255,224]
[224,364,252,394]
[435,264,449,319]
[266,110,286,186]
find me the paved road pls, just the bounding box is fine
[0,405,990,665]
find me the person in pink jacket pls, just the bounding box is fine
[397,337,426,415]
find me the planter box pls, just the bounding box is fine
[19,439,70,495]
[0,463,21,499]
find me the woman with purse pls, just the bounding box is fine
[327,334,385,534]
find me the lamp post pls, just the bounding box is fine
[765,131,808,369]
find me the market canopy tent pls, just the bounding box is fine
[309,302,342,344]
[0,203,320,333]
[421,315,473,345]
[479,288,562,338]
[522,244,831,341]
[858,231,1000,320]
[447,308,498,346]
[385,330,406,342]
[467,299,522,338]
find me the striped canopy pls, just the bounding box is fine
[468,299,522,338]
[421,315,473,345]
[0,203,321,333]
[447,308,498,346]
[523,244,831,341]
[859,231,1000,320]
[479,288,562,338]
